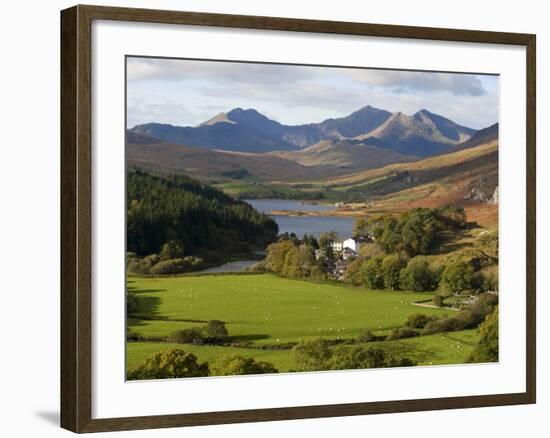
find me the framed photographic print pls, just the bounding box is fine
[60,4,536,433]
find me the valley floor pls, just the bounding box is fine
[127,274,480,375]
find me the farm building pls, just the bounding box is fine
[341,247,357,260]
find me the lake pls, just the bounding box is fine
[245,199,354,239]
[196,200,355,274]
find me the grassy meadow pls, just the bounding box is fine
[127,274,479,372]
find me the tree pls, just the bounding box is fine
[360,257,385,289]
[468,306,499,363]
[368,215,401,253]
[159,239,185,261]
[209,355,278,376]
[343,258,364,286]
[353,217,370,238]
[438,205,467,228]
[265,240,296,274]
[127,170,278,257]
[382,255,406,290]
[298,245,316,277]
[127,349,208,380]
[441,261,475,294]
[400,209,441,256]
[282,245,301,278]
[399,256,438,291]
[170,327,205,344]
[204,320,228,341]
[319,231,338,249]
[294,338,333,371]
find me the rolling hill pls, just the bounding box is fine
[287,130,499,226]
[126,131,346,182]
[271,138,417,171]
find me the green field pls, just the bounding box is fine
[127,274,478,372]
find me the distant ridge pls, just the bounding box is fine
[129,105,478,157]
[452,123,498,152]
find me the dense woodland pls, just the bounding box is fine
[127,170,278,259]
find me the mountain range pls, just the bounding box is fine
[129,105,477,158]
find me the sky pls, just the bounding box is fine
[126,57,499,130]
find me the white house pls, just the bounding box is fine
[330,240,344,252]
[342,237,362,253]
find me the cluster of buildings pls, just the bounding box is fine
[315,236,371,279]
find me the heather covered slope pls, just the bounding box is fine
[290,139,499,226]
[272,138,417,170]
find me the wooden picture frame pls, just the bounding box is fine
[60,4,536,433]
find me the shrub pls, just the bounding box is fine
[149,258,186,275]
[481,271,499,292]
[159,240,185,261]
[209,355,278,376]
[422,316,467,335]
[293,338,333,372]
[405,313,436,329]
[331,346,387,369]
[399,256,438,291]
[330,345,416,370]
[358,329,378,343]
[468,306,499,363]
[247,261,266,273]
[432,294,445,307]
[127,254,159,274]
[126,293,139,313]
[422,295,498,335]
[170,327,206,344]
[204,320,228,341]
[386,327,419,341]
[441,261,475,294]
[127,349,208,380]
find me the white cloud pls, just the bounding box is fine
[126,57,498,129]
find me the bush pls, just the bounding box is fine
[422,294,498,335]
[422,316,467,335]
[247,261,266,273]
[204,320,228,341]
[330,345,416,370]
[127,253,159,274]
[170,327,206,344]
[149,256,205,275]
[209,355,278,376]
[126,293,139,313]
[293,338,333,372]
[441,261,475,294]
[331,346,387,369]
[405,313,436,329]
[432,294,445,307]
[159,240,185,261]
[399,256,438,291]
[468,306,499,363]
[127,349,208,380]
[358,329,378,342]
[386,327,419,340]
